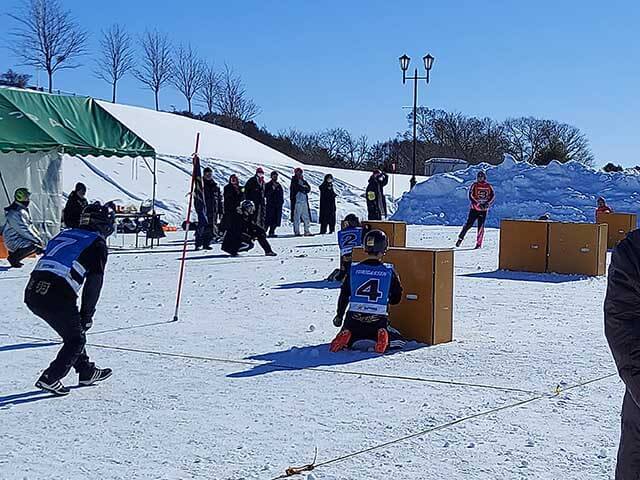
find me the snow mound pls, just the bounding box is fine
[392,156,640,227]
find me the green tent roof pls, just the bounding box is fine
[0,88,155,158]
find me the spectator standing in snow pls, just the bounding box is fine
[319,174,337,235]
[456,171,495,249]
[366,168,389,221]
[203,167,223,241]
[221,174,244,233]
[264,171,284,237]
[605,230,640,478]
[596,197,613,216]
[244,167,266,228]
[2,188,45,268]
[62,182,88,228]
[290,167,312,236]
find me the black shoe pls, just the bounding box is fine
[203,245,213,250]
[35,375,70,396]
[265,251,277,257]
[79,367,112,386]
[7,255,23,268]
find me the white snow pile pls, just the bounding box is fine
[392,156,640,228]
[61,102,420,225]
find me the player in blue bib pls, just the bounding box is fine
[25,202,116,396]
[330,229,404,353]
[330,214,363,282]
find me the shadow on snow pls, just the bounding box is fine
[0,341,58,353]
[460,269,589,284]
[273,280,340,290]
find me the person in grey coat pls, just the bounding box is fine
[605,229,640,479]
[290,167,312,236]
[2,188,45,268]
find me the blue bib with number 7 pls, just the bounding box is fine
[349,262,393,315]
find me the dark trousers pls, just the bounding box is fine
[267,225,278,237]
[617,390,640,479]
[458,208,487,246]
[320,222,335,235]
[25,279,93,381]
[236,233,273,255]
[8,245,40,266]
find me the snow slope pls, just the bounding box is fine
[61,101,419,225]
[0,226,621,479]
[393,156,640,228]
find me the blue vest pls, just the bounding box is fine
[34,229,99,293]
[338,227,363,256]
[349,262,393,315]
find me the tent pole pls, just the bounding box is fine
[0,170,11,204]
[151,155,157,214]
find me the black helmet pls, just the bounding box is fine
[238,200,255,216]
[343,213,360,228]
[79,201,116,238]
[364,229,388,255]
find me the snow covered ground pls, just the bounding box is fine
[61,101,420,226]
[0,226,621,479]
[393,156,640,228]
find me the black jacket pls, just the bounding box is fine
[221,183,244,231]
[605,230,640,406]
[289,176,311,221]
[366,173,389,220]
[244,175,266,226]
[337,258,402,320]
[319,181,337,225]
[63,191,88,228]
[203,178,223,224]
[264,180,284,228]
[221,211,269,255]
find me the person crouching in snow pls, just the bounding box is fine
[26,202,115,396]
[3,188,45,268]
[221,200,276,257]
[330,229,404,354]
[596,197,613,216]
[456,170,495,249]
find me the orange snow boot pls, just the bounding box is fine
[330,330,352,352]
[374,328,389,354]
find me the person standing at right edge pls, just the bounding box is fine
[366,168,388,221]
[456,171,495,249]
[290,167,312,237]
[605,230,640,479]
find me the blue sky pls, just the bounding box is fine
[1,0,639,166]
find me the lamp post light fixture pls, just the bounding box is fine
[399,52,435,189]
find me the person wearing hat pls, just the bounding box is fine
[264,171,284,237]
[456,170,495,249]
[2,188,45,268]
[596,197,613,217]
[244,167,266,229]
[62,182,89,229]
[26,201,115,395]
[366,168,389,221]
[290,167,312,236]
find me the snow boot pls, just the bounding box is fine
[330,330,352,352]
[374,328,389,354]
[265,251,277,257]
[35,375,70,396]
[79,367,113,386]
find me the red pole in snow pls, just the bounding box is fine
[172,132,200,322]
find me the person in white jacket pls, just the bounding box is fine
[2,188,44,268]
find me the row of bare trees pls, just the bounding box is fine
[7,0,259,123]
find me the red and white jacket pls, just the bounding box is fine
[469,181,495,211]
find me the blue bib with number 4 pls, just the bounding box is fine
[349,262,393,315]
[338,227,363,256]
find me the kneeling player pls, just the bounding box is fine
[221,200,276,257]
[26,202,115,396]
[328,213,363,283]
[330,229,404,353]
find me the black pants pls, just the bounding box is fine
[24,279,94,381]
[617,390,640,479]
[458,209,487,246]
[320,222,335,235]
[233,232,273,255]
[8,245,41,266]
[267,225,278,237]
[343,314,404,345]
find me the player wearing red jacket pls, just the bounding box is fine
[456,171,495,249]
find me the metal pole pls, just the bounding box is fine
[410,69,418,190]
[0,171,11,204]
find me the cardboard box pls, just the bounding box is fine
[596,212,637,249]
[547,222,608,276]
[499,220,549,273]
[362,220,407,247]
[353,247,454,345]
[0,235,7,259]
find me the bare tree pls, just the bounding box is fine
[171,44,205,113]
[94,24,134,103]
[197,64,220,114]
[8,0,88,93]
[134,30,173,111]
[215,65,260,129]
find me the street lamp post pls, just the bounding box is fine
[399,53,434,189]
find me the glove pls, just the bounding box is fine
[333,315,343,327]
[81,315,93,331]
